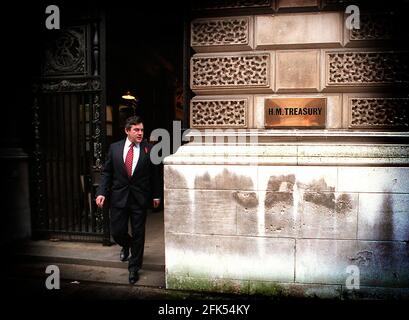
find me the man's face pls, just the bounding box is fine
[125,123,144,144]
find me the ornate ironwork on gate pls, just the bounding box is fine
[31,14,110,244]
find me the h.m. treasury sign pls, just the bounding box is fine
[264,98,326,128]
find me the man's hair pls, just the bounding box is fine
[125,116,143,130]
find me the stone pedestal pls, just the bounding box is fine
[164,131,409,298]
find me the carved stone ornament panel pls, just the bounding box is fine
[327,51,409,86]
[191,53,270,90]
[191,17,250,47]
[350,13,393,41]
[43,26,88,76]
[349,98,409,129]
[191,98,248,128]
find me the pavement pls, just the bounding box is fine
[3,210,251,301]
[8,211,162,275]
[3,210,404,318]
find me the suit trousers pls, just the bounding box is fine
[110,196,147,272]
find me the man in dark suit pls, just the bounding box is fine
[95,116,161,284]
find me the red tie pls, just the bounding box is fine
[125,143,134,178]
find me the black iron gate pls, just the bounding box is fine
[31,10,110,244]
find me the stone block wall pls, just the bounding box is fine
[164,0,409,299]
[165,146,409,298]
[189,7,409,130]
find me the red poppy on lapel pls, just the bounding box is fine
[144,146,149,154]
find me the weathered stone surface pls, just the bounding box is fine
[237,190,358,239]
[164,166,188,189]
[265,172,296,191]
[166,233,295,282]
[164,165,258,191]
[164,189,193,234]
[358,193,409,241]
[164,150,409,295]
[264,191,298,236]
[249,281,342,299]
[237,191,298,237]
[342,286,409,300]
[232,191,259,209]
[164,144,299,166]
[195,167,257,190]
[297,239,348,285]
[296,239,409,287]
[326,94,342,128]
[299,145,409,160]
[165,140,409,167]
[298,145,409,165]
[166,274,250,294]
[165,189,237,235]
[258,166,337,192]
[256,12,342,49]
[338,167,409,193]
[276,50,320,92]
[299,192,358,239]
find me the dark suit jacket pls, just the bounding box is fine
[96,139,161,209]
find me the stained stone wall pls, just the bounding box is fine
[165,1,409,299]
[165,154,409,290]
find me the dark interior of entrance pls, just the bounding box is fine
[2,2,186,242]
[106,4,184,146]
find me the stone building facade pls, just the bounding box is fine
[164,0,409,299]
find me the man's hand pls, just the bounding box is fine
[153,199,160,209]
[96,195,105,208]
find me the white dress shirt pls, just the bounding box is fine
[123,138,139,175]
[123,138,160,201]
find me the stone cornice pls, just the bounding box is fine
[165,131,409,166]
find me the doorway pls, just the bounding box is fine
[104,4,186,275]
[29,2,186,244]
[105,4,185,145]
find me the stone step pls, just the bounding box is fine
[9,260,166,288]
[12,240,165,271]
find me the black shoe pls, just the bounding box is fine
[129,271,139,284]
[120,247,129,262]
